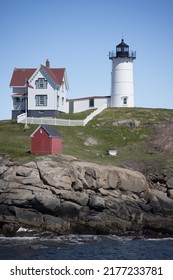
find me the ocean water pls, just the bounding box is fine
[0,234,173,260]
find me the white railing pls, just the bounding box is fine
[83,103,107,126]
[17,113,27,123]
[17,103,107,126]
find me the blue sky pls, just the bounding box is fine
[1,0,173,119]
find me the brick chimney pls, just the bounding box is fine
[46,59,50,68]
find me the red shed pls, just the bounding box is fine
[30,124,62,154]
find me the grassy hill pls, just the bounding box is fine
[1,107,173,172]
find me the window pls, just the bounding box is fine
[89,98,94,107]
[122,97,128,105]
[61,81,64,92]
[35,78,47,89]
[35,95,47,106]
[57,96,59,107]
[62,97,64,105]
[117,47,129,52]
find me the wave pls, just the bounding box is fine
[0,236,38,241]
[1,233,173,245]
[17,227,34,232]
[1,234,173,260]
[145,237,173,241]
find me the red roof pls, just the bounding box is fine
[10,66,65,87]
[41,65,65,85]
[10,68,36,87]
[67,95,110,102]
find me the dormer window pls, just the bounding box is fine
[35,78,47,89]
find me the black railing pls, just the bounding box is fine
[109,51,136,59]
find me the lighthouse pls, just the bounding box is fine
[109,39,136,107]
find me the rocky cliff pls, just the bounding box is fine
[0,155,173,237]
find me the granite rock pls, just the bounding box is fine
[0,155,173,237]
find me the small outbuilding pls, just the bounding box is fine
[30,124,62,154]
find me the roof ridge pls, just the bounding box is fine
[41,65,62,85]
[14,68,37,71]
[41,124,62,138]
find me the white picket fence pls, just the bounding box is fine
[17,103,107,127]
[17,113,27,123]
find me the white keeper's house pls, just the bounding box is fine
[10,59,69,119]
[10,39,136,119]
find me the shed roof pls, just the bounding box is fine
[31,125,62,138]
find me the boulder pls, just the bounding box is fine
[16,166,32,177]
[1,166,15,182]
[59,201,82,219]
[42,215,70,234]
[23,161,38,169]
[55,190,89,206]
[107,170,120,189]
[18,168,41,186]
[34,192,61,213]
[151,189,173,209]
[112,119,140,127]
[37,160,72,190]
[168,189,173,199]
[88,195,105,211]
[73,161,148,194]
[83,167,98,189]
[84,137,98,146]
[71,178,84,191]
[167,177,173,189]
[116,167,148,194]
[0,183,35,206]
[148,193,161,214]
[2,223,19,237]
[0,165,8,175]
[11,206,43,228]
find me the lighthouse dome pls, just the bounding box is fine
[116,39,129,57]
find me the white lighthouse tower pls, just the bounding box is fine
[109,39,136,107]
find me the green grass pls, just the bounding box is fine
[57,109,95,120]
[1,107,173,170]
[0,121,37,160]
[93,107,173,124]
